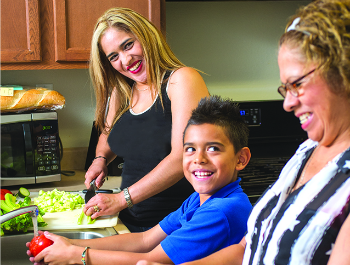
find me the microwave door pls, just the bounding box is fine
[1,121,35,185]
[23,123,34,174]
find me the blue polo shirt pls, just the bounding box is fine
[159,178,252,264]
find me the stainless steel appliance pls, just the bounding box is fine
[238,100,307,204]
[1,111,61,186]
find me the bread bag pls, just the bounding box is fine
[1,88,65,113]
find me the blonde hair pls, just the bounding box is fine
[89,7,185,133]
[279,0,350,97]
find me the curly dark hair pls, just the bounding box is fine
[279,0,350,97]
[183,95,249,154]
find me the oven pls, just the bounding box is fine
[238,100,307,204]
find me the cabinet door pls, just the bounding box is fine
[53,0,165,62]
[1,0,41,63]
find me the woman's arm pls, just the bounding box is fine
[84,133,117,188]
[85,88,119,188]
[181,237,246,265]
[327,214,350,265]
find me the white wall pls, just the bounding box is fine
[165,1,309,100]
[1,1,309,149]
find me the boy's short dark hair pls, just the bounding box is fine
[184,95,249,153]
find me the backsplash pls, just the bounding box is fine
[61,147,88,170]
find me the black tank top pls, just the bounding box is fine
[108,71,194,227]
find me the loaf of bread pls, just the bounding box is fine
[1,88,65,112]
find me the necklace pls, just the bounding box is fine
[133,83,149,91]
[294,145,319,191]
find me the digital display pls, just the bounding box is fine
[42,125,52,131]
[240,108,261,126]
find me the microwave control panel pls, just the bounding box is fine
[33,113,61,176]
[35,135,60,174]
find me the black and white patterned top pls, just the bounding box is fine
[243,139,350,265]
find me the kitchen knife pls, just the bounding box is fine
[84,180,97,203]
[83,189,112,193]
[82,188,121,194]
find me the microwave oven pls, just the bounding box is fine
[1,111,61,186]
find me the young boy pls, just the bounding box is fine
[158,95,252,263]
[29,95,252,265]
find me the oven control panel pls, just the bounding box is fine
[240,108,261,126]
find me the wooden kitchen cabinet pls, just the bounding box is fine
[1,0,166,70]
[1,0,41,63]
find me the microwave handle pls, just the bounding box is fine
[22,123,34,174]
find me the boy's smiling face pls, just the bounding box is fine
[183,123,247,205]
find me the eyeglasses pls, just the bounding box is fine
[278,68,316,98]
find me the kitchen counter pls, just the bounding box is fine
[6,171,129,234]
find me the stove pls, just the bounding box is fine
[238,100,307,204]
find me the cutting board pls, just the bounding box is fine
[28,192,119,230]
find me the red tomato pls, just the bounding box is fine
[29,234,54,257]
[0,189,12,195]
[0,189,12,200]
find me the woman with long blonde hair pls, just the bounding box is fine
[84,7,209,232]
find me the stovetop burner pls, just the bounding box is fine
[239,156,290,204]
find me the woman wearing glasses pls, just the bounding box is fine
[138,0,350,264]
[243,0,350,262]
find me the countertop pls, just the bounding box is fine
[6,171,129,234]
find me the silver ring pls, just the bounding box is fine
[93,205,100,212]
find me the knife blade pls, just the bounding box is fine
[85,180,97,203]
[81,188,121,195]
[82,189,114,194]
